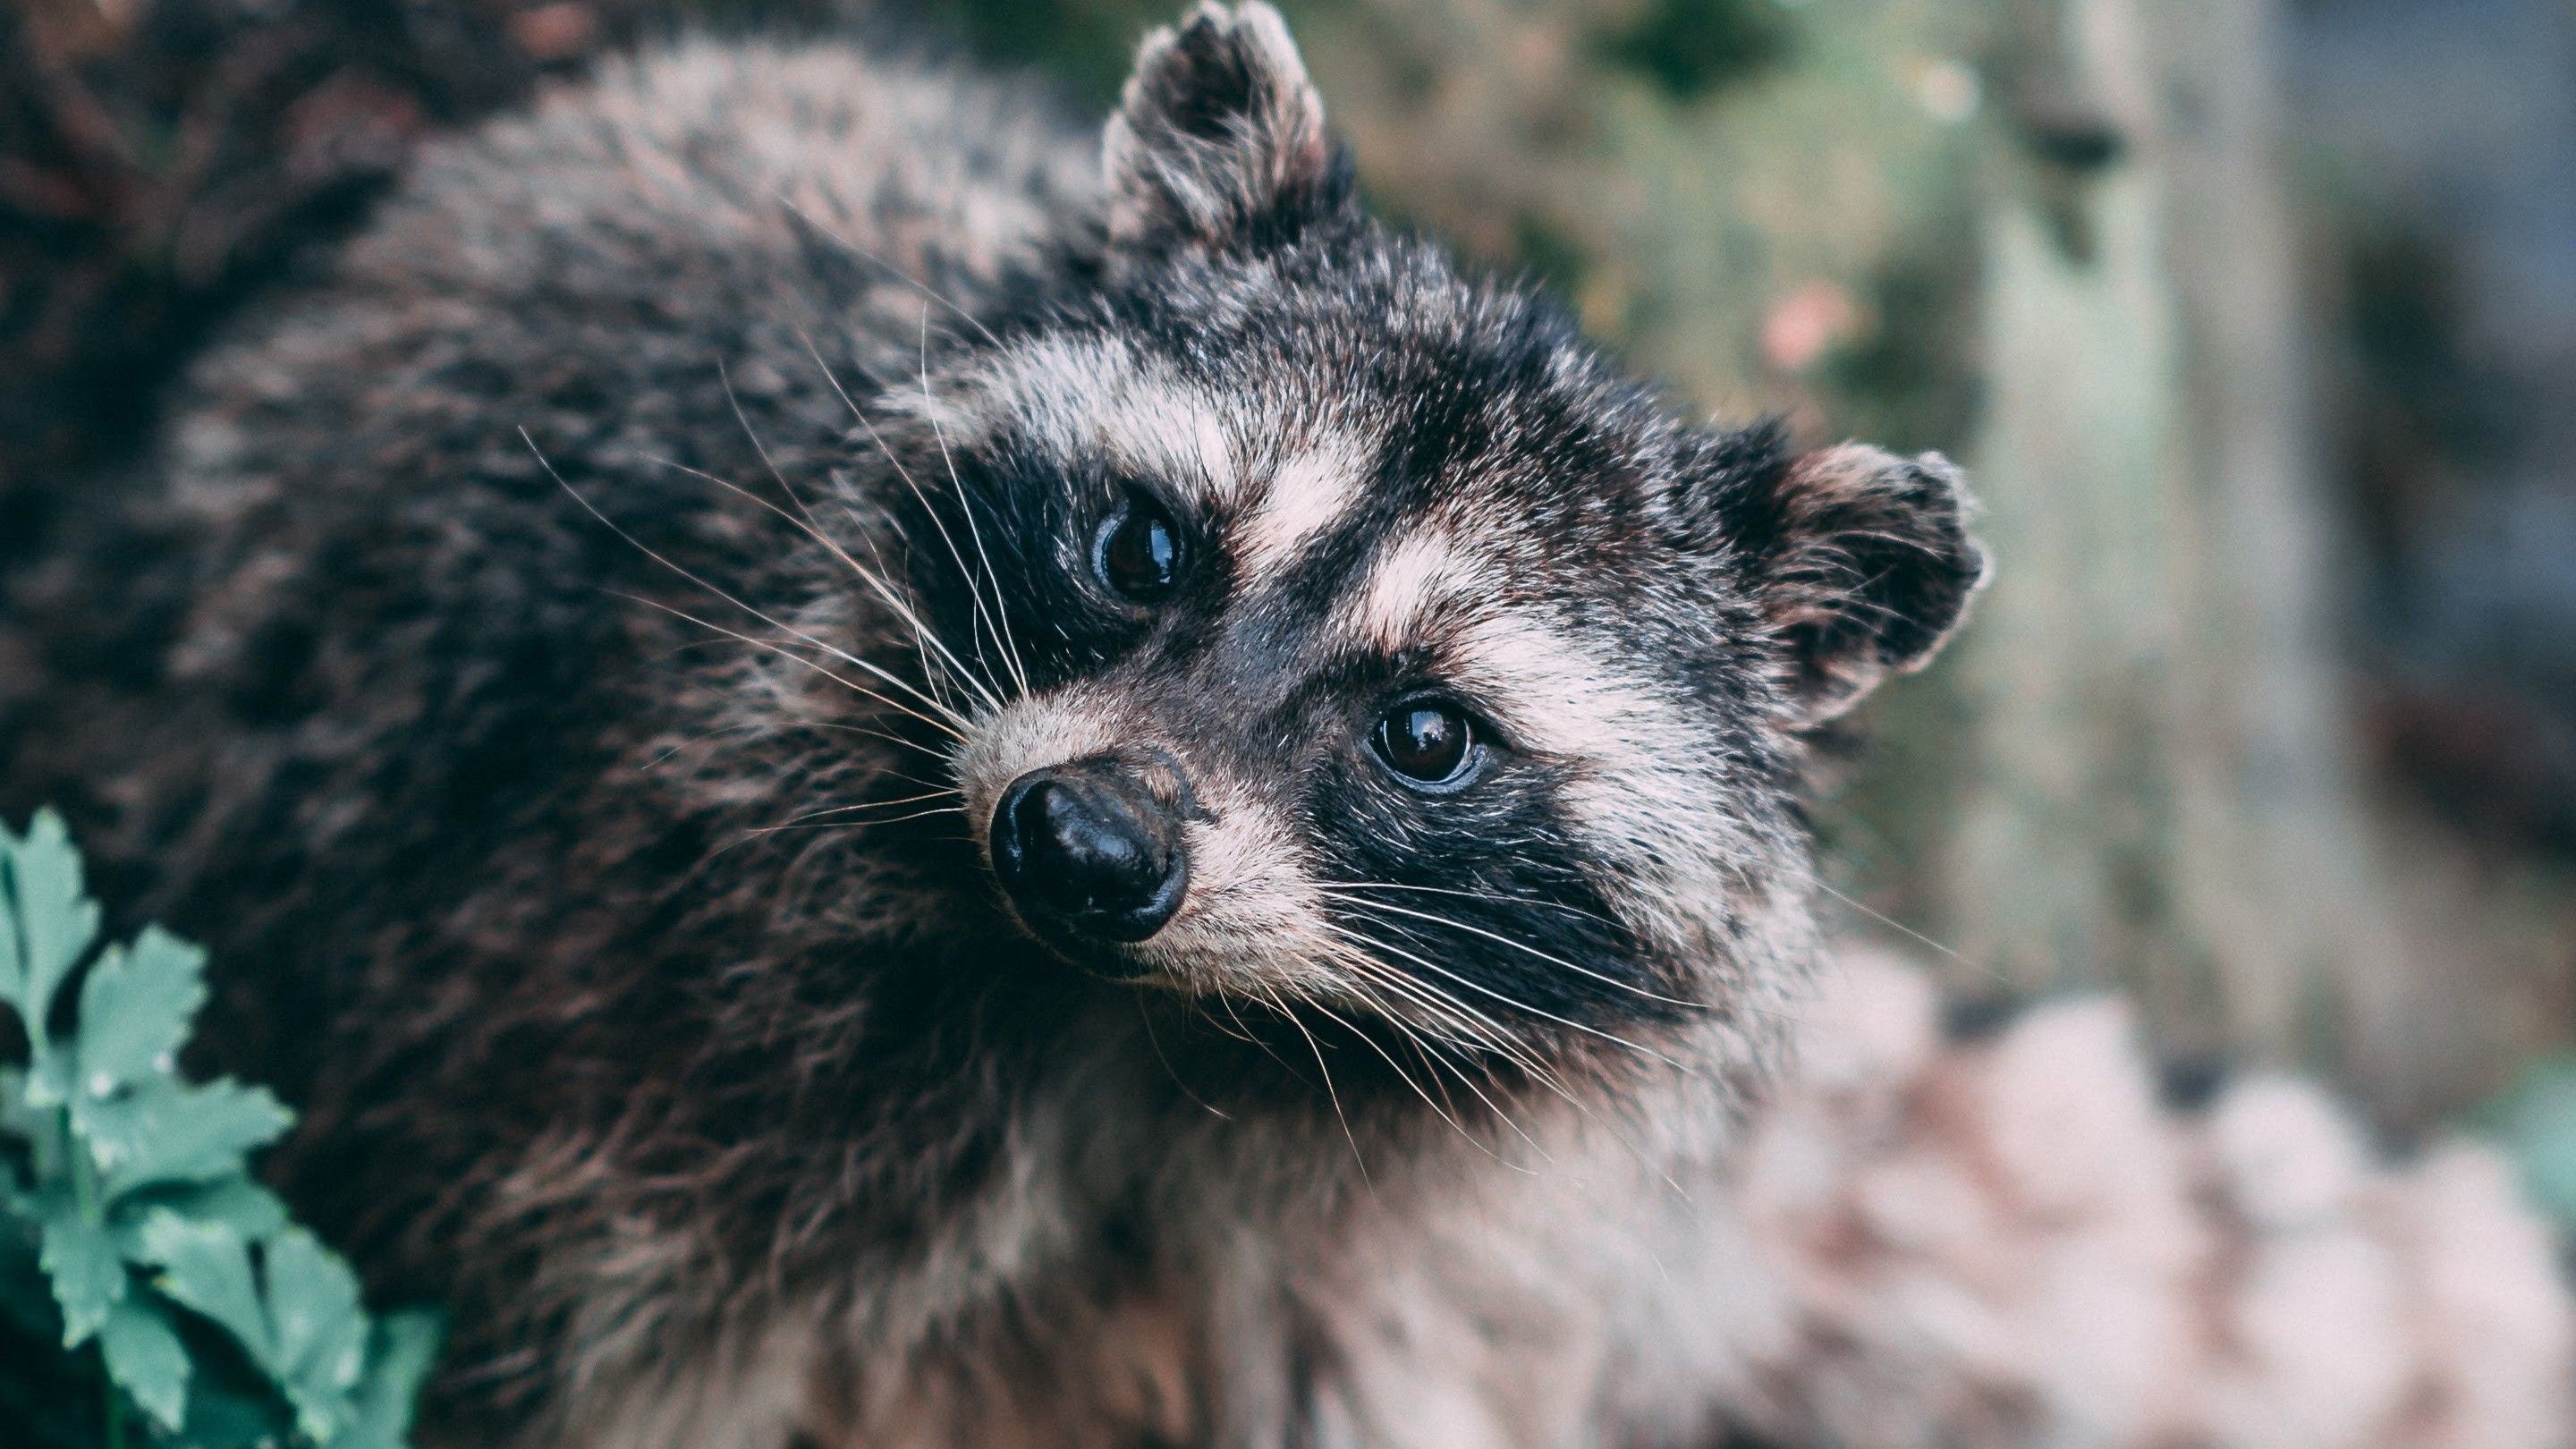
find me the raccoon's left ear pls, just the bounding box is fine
[1717,442,1991,724]
[1103,2,1352,252]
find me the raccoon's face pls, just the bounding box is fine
[881,4,1983,1076]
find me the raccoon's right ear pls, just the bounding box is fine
[1102,2,1352,252]
[1700,438,1991,725]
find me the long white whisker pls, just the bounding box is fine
[815,476,963,723]
[917,306,1032,699]
[1316,922,1575,1097]
[1318,918,1699,1201]
[767,788,963,827]
[771,716,947,758]
[612,592,964,742]
[1812,878,2013,987]
[1136,994,1233,1122]
[716,360,992,715]
[741,804,967,836]
[641,719,770,771]
[641,447,1004,718]
[1383,1013,1553,1165]
[1208,991,1283,1051]
[1323,878,1620,927]
[1316,906,1698,1074]
[775,193,1006,350]
[1297,986,1528,1173]
[528,431,973,734]
[1315,889,1705,1013]
[1326,954,1554,1165]
[795,328,1021,704]
[1322,921,1696,1204]
[1255,981,1371,1192]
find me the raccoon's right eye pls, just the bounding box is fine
[1093,495,1184,604]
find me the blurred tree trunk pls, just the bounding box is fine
[1939,0,2453,1117]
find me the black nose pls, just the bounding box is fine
[991,764,1188,944]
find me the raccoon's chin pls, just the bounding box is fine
[981,890,1170,983]
[1018,926,1165,984]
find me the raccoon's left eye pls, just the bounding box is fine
[1093,495,1183,603]
[1373,699,1483,791]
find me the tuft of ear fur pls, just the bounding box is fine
[1734,443,1990,724]
[1102,2,1348,251]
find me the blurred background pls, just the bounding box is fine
[4,0,2571,1187]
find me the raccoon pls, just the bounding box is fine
[0,5,1987,1445]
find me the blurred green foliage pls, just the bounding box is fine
[2,812,441,1449]
[2479,1055,2576,1231]
[1594,0,1797,101]
[911,0,1169,101]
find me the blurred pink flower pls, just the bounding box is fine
[1762,279,1862,373]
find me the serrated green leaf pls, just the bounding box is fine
[328,1309,443,1449]
[1,813,440,1445]
[98,1293,193,1431]
[35,1190,125,1346]
[134,1211,274,1368]
[78,928,209,1090]
[267,1225,370,1441]
[4,809,102,1029]
[0,1233,66,1341]
[266,1227,367,1384]
[76,1076,294,1198]
[113,1177,293,1255]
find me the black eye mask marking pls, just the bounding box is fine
[911,413,1699,1043]
[903,440,1228,692]
[1307,747,1684,1036]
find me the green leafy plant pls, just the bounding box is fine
[1,810,440,1449]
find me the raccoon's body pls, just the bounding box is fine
[0,9,1987,1446]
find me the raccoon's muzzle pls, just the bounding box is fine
[991,758,1191,950]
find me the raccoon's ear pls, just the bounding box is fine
[1103,2,1350,251]
[1721,442,1990,724]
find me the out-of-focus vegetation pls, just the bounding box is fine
[3,0,2569,1154]
[2484,1054,2576,1230]
[1,811,441,1448]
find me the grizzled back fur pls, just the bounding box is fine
[0,5,1984,1445]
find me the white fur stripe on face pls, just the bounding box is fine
[945,336,1241,506]
[1335,527,1735,901]
[1448,609,1693,767]
[1445,606,1751,906]
[1341,525,1693,778]
[1233,433,1369,585]
[1339,527,1487,653]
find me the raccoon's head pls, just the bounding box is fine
[875,4,1985,1084]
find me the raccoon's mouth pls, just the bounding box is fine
[987,756,1191,973]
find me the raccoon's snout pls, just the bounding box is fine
[991,760,1190,946]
